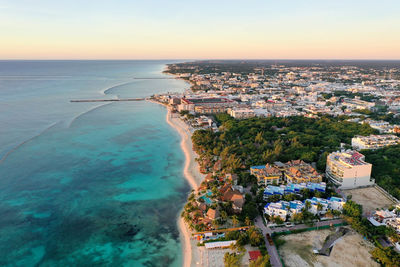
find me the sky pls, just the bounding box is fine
[0,0,399,60]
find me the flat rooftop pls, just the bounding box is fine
[329,150,370,167]
[182,97,234,104]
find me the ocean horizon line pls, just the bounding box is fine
[1,58,400,61]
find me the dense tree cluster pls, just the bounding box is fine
[249,255,271,267]
[192,115,377,176]
[223,252,242,267]
[363,145,400,199]
[342,200,400,266]
[353,106,400,125]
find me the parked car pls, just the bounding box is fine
[285,222,294,228]
[266,234,274,245]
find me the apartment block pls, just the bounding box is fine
[352,134,400,150]
[326,150,374,189]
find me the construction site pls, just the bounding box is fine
[276,227,378,267]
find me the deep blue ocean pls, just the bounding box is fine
[0,61,190,266]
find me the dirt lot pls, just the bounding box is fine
[199,244,253,267]
[342,186,396,215]
[278,227,378,267]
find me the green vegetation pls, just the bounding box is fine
[223,252,242,267]
[353,106,400,124]
[249,255,271,267]
[166,61,279,76]
[371,247,400,267]
[362,145,400,199]
[272,236,286,249]
[342,200,400,266]
[322,91,378,102]
[213,226,264,247]
[192,115,377,178]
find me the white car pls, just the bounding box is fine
[284,222,294,228]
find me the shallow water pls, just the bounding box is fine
[0,61,189,266]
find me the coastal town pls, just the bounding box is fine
[153,61,400,267]
[2,0,400,266]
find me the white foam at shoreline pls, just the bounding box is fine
[151,100,204,267]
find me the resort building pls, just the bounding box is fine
[177,97,236,114]
[204,240,236,249]
[283,160,322,184]
[326,150,374,189]
[363,119,394,133]
[219,184,245,213]
[265,197,345,220]
[228,108,255,119]
[351,134,400,150]
[263,182,326,200]
[206,208,220,221]
[264,200,304,221]
[305,197,329,215]
[368,207,400,234]
[386,218,400,234]
[304,197,345,215]
[327,197,346,211]
[368,210,397,226]
[342,98,375,110]
[250,164,282,185]
[263,185,285,197]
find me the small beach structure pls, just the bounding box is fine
[204,240,236,249]
[248,250,262,261]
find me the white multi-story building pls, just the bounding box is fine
[305,197,345,215]
[326,150,374,189]
[327,197,346,211]
[352,135,400,150]
[305,197,329,215]
[228,108,255,119]
[265,197,345,220]
[264,200,304,221]
[264,202,289,221]
[342,98,375,110]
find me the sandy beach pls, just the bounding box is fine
[162,105,205,267]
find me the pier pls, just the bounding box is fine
[70,98,146,103]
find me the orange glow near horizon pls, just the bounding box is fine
[1,1,399,60]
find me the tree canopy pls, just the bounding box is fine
[192,115,377,174]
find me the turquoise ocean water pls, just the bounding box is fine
[0,61,190,266]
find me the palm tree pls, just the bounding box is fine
[224,252,241,267]
[188,193,195,201]
[221,210,228,221]
[249,255,270,267]
[212,219,220,229]
[317,202,323,214]
[305,200,311,211]
[232,215,239,227]
[245,216,251,226]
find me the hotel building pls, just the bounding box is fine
[228,108,256,119]
[283,160,322,184]
[178,97,236,114]
[351,134,400,150]
[250,164,282,185]
[326,150,374,189]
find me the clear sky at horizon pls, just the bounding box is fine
[1,0,399,60]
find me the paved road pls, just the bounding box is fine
[255,216,344,267]
[255,216,282,267]
[270,218,344,233]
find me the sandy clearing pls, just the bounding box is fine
[278,227,378,267]
[343,186,395,216]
